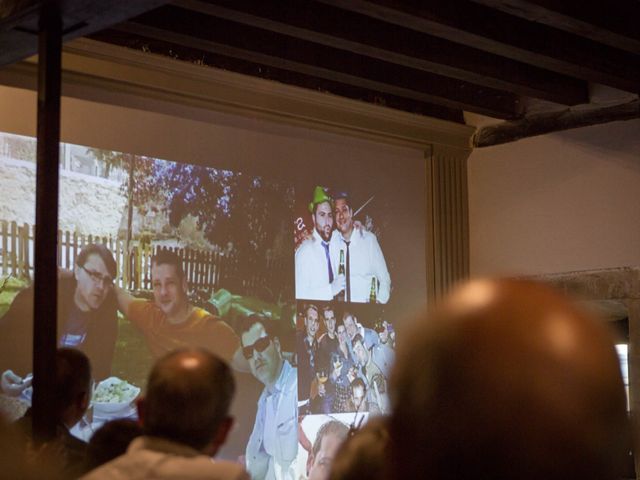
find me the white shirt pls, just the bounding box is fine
[295,229,340,301]
[335,229,391,303]
[245,360,298,480]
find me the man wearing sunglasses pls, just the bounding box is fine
[240,315,297,480]
[0,244,118,390]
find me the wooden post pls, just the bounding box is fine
[10,221,17,276]
[2,220,8,275]
[23,223,31,280]
[64,230,70,270]
[32,0,62,443]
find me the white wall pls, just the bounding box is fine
[468,119,640,277]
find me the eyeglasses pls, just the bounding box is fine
[242,336,271,359]
[81,265,114,286]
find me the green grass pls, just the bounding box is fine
[111,314,153,390]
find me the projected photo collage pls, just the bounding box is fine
[0,132,408,480]
[292,184,398,478]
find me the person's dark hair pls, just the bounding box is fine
[342,311,355,323]
[333,190,351,206]
[312,420,349,459]
[351,333,364,349]
[85,419,143,470]
[329,417,389,480]
[322,305,335,318]
[76,244,117,279]
[54,348,91,418]
[350,377,366,393]
[238,314,277,339]
[143,348,235,450]
[305,304,319,317]
[330,351,342,365]
[312,200,333,215]
[151,249,184,280]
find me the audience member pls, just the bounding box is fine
[329,416,389,480]
[15,348,92,479]
[390,278,631,480]
[0,413,52,479]
[84,419,142,471]
[81,348,247,480]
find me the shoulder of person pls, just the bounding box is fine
[208,459,249,480]
[201,311,236,332]
[295,236,317,254]
[359,228,377,241]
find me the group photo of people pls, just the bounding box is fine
[296,302,395,416]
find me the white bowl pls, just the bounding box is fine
[92,377,140,414]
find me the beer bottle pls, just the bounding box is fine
[369,276,377,303]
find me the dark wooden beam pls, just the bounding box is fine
[0,0,170,66]
[90,28,465,123]
[121,8,522,119]
[169,0,587,106]
[469,0,640,55]
[319,0,640,93]
[473,99,640,147]
[32,0,61,443]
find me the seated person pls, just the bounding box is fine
[84,419,143,471]
[115,249,240,364]
[15,348,93,479]
[82,348,248,480]
[0,244,118,384]
[390,279,631,480]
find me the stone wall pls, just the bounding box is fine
[1,157,127,237]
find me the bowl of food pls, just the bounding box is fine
[92,377,140,415]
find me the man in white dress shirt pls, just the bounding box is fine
[295,186,345,301]
[333,191,390,304]
[241,316,298,480]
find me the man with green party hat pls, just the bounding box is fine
[295,186,345,301]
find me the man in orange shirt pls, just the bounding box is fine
[115,249,239,364]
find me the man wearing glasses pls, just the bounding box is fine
[0,243,118,392]
[240,315,297,480]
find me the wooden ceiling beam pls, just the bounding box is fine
[121,10,522,119]
[169,0,588,106]
[469,0,640,55]
[89,28,465,123]
[473,99,640,147]
[0,0,169,66]
[319,0,640,93]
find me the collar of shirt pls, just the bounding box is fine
[129,436,202,458]
[339,226,363,245]
[264,360,294,398]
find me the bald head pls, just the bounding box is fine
[391,279,629,480]
[142,349,235,452]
